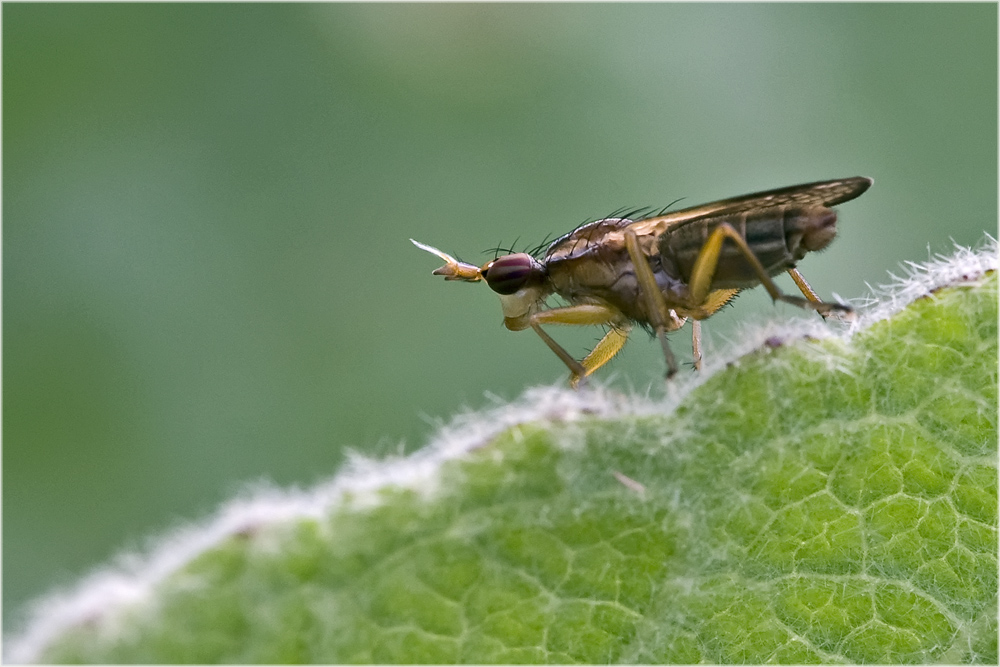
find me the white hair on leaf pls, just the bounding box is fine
[7,236,996,663]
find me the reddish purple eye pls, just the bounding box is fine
[484,253,542,295]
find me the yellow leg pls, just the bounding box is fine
[687,223,851,316]
[529,303,626,387]
[532,304,619,326]
[787,268,820,303]
[787,267,853,321]
[691,319,702,371]
[572,325,632,388]
[530,323,586,379]
[624,229,686,378]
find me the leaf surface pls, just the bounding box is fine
[14,267,998,664]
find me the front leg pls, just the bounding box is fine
[573,325,632,388]
[529,304,629,387]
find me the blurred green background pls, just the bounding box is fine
[4,4,995,631]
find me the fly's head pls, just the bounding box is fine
[482,252,550,331]
[411,239,550,331]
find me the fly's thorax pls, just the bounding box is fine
[658,205,838,289]
[543,223,637,299]
[543,241,681,326]
[546,254,622,295]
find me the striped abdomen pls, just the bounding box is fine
[657,206,837,289]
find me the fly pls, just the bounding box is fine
[413,176,872,387]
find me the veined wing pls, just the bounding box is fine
[627,176,873,237]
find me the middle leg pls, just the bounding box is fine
[623,229,687,378]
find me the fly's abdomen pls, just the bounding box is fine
[658,206,837,289]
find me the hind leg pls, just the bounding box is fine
[687,223,852,316]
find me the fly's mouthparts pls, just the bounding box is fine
[410,239,483,282]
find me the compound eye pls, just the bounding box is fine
[484,253,539,295]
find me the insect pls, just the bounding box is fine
[413,176,872,387]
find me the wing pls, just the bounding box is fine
[627,176,873,237]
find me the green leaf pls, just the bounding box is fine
[10,250,997,664]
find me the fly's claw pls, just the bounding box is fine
[813,298,855,322]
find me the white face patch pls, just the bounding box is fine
[498,286,545,331]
